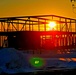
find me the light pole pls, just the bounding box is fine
[71,0,75,2]
[70,0,76,14]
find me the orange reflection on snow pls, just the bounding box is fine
[71,58,76,61]
[59,58,66,61]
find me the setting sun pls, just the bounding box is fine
[48,21,56,30]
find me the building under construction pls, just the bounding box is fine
[0,15,76,54]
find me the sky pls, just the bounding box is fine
[0,0,76,19]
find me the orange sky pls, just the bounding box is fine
[0,0,76,19]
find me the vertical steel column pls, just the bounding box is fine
[70,20,72,32]
[63,35,64,47]
[65,19,67,32]
[1,22,2,32]
[17,20,19,31]
[60,18,61,31]
[38,19,40,31]
[75,20,76,32]
[29,17,31,31]
[7,20,10,32]
[59,18,62,46]
[32,21,33,31]
[44,20,46,31]
[65,35,67,46]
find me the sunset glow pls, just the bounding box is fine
[48,21,56,30]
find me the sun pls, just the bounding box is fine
[48,21,56,30]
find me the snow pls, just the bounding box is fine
[45,58,76,69]
[0,48,31,74]
[0,48,76,74]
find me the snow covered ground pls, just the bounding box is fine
[0,48,76,74]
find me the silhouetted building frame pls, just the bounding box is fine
[0,15,76,53]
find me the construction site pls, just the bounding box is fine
[0,15,76,54]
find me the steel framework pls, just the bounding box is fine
[0,15,76,53]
